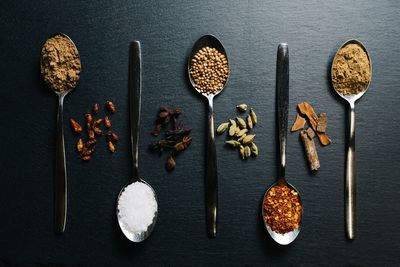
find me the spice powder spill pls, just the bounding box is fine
[331,43,371,96]
[263,184,302,235]
[118,182,157,234]
[40,34,81,92]
[189,46,229,94]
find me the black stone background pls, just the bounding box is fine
[0,0,399,266]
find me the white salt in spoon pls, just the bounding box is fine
[116,41,158,242]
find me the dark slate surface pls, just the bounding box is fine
[0,0,399,266]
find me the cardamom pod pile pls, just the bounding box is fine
[216,104,258,160]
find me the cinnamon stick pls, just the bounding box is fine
[300,130,320,171]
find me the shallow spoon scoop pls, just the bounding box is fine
[261,43,303,245]
[188,35,229,238]
[40,33,81,234]
[331,40,372,240]
[116,41,158,242]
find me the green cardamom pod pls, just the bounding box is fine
[236,104,248,112]
[237,134,247,142]
[239,145,245,159]
[242,134,255,145]
[235,127,240,136]
[237,128,248,137]
[247,114,253,129]
[216,122,229,135]
[244,146,251,158]
[229,119,237,136]
[226,140,241,148]
[251,142,258,156]
[236,117,247,129]
[250,109,257,125]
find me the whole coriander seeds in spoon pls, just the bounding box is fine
[331,40,372,240]
[188,35,229,238]
[40,33,81,234]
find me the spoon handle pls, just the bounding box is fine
[346,102,356,240]
[55,94,67,233]
[276,43,289,179]
[129,41,142,181]
[205,96,218,238]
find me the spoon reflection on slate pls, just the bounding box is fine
[116,41,158,242]
[261,44,303,245]
[188,35,229,238]
[40,33,81,234]
[331,40,372,240]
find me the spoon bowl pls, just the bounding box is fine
[187,35,229,237]
[116,180,158,242]
[331,39,372,105]
[188,34,229,98]
[261,180,302,245]
[40,33,81,234]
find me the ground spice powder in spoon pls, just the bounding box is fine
[331,43,371,96]
[40,34,81,92]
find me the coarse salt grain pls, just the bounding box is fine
[118,182,157,234]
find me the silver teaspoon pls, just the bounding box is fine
[261,44,303,245]
[116,41,158,242]
[40,33,81,234]
[188,35,229,238]
[331,40,372,240]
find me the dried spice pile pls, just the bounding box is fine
[150,105,192,172]
[189,47,229,94]
[216,104,258,160]
[291,102,332,171]
[332,43,371,96]
[263,183,302,235]
[40,34,81,92]
[69,101,118,161]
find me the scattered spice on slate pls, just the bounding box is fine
[291,102,332,171]
[263,183,302,235]
[189,47,229,94]
[216,104,259,160]
[150,105,192,172]
[331,43,371,96]
[40,34,81,92]
[70,101,119,161]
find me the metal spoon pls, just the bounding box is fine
[116,41,158,242]
[331,40,372,240]
[188,35,229,238]
[261,43,303,245]
[40,33,80,234]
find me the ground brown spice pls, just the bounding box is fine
[331,43,371,96]
[40,35,81,92]
[263,183,302,235]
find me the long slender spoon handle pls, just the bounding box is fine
[55,94,67,233]
[346,102,356,240]
[205,95,218,238]
[129,41,142,181]
[276,43,289,180]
